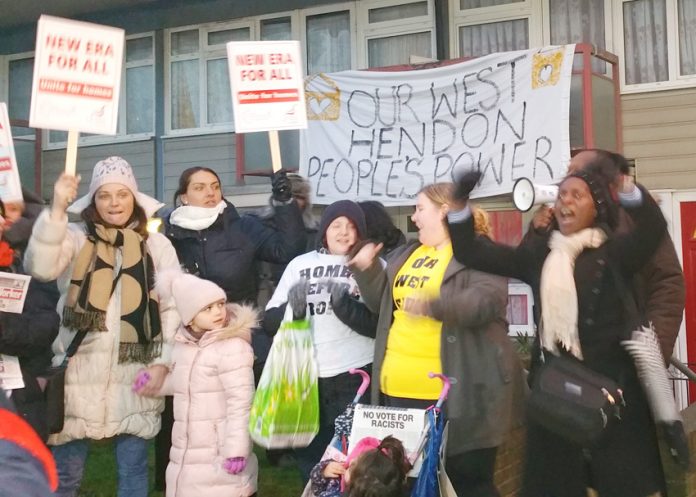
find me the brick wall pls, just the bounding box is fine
[494,426,526,497]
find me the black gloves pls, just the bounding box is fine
[453,170,482,203]
[271,169,293,203]
[288,280,309,320]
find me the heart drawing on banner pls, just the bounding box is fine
[308,95,332,116]
[539,64,553,83]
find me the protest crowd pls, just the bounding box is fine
[0,16,689,497]
[0,146,688,497]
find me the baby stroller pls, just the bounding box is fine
[301,371,453,497]
[410,373,454,497]
[300,368,371,497]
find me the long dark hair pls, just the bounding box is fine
[347,436,411,497]
[81,201,148,238]
[173,167,222,206]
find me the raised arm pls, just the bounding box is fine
[242,201,307,264]
[608,184,667,275]
[349,242,389,314]
[24,174,81,282]
[447,210,541,284]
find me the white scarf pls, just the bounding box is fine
[169,200,227,231]
[540,228,607,359]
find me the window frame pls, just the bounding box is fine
[612,0,696,93]
[299,2,358,75]
[165,20,255,136]
[540,0,614,53]
[448,0,543,58]
[44,31,156,149]
[163,1,437,137]
[4,51,36,138]
[356,0,437,68]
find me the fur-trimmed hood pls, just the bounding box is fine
[177,303,258,346]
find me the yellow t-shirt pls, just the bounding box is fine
[381,243,453,399]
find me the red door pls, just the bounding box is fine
[681,202,696,401]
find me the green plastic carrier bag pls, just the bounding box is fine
[249,312,319,448]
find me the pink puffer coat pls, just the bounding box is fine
[162,304,258,497]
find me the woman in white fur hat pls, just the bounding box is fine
[24,157,180,497]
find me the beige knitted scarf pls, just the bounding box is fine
[540,228,607,359]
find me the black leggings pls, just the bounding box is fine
[446,447,499,497]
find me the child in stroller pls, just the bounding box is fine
[309,435,411,497]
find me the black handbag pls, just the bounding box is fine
[43,331,87,435]
[527,353,624,447]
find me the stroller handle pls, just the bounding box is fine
[428,372,451,409]
[349,368,371,403]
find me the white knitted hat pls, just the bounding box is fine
[68,156,164,217]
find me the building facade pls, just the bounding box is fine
[1,0,695,392]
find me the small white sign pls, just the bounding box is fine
[226,40,307,133]
[0,354,24,390]
[29,15,125,135]
[0,272,31,314]
[348,404,427,476]
[507,280,535,336]
[0,104,23,203]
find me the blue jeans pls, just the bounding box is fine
[52,435,149,497]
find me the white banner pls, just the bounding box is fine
[29,15,125,135]
[300,45,575,205]
[227,40,307,133]
[0,104,23,203]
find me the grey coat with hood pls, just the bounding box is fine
[352,240,527,455]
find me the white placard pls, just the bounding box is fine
[300,45,575,205]
[29,15,125,135]
[507,280,535,336]
[227,40,307,133]
[0,272,31,314]
[0,354,24,390]
[0,103,23,203]
[348,404,427,476]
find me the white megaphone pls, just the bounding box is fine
[512,178,559,212]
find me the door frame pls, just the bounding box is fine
[659,189,696,407]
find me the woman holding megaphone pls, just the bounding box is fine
[446,166,668,497]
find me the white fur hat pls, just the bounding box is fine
[68,156,164,218]
[156,267,226,325]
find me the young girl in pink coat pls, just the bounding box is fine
[135,269,259,497]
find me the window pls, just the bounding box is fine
[359,0,435,68]
[167,22,252,132]
[450,0,543,58]
[166,15,299,133]
[46,33,155,146]
[548,0,606,51]
[7,54,34,137]
[615,0,696,90]
[125,36,155,135]
[303,7,354,74]
[166,3,437,134]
